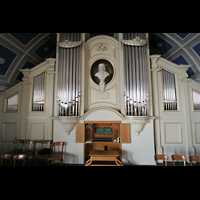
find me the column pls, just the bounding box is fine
[46,58,56,140]
[178,65,196,157]
[150,55,163,155]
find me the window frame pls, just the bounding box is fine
[191,89,200,112]
[30,70,47,113]
[160,67,180,112]
[4,91,20,113]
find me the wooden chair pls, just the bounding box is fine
[23,140,36,159]
[171,155,187,166]
[0,154,12,166]
[188,156,200,166]
[154,154,168,166]
[13,154,26,166]
[48,142,64,166]
[6,139,24,155]
[35,140,53,166]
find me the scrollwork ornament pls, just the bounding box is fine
[121,36,147,46]
[58,40,83,48]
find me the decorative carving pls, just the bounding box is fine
[97,43,108,51]
[95,63,110,92]
[59,117,79,135]
[96,91,110,99]
[150,55,161,69]
[121,36,147,46]
[20,69,31,84]
[178,64,191,81]
[58,40,82,48]
[124,116,150,135]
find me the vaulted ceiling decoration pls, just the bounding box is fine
[0,33,56,91]
[149,33,200,79]
[1,33,200,92]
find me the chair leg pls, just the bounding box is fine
[22,159,26,166]
[9,159,12,166]
[35,159,37,166]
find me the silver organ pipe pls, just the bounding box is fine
[162,69,177,110]
[32,72,45,111]
[57,33,82,116]
[193,90,200,110]
[123,33,149,116]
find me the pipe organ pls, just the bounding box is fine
[161,68,177,110]
[122,33,149,116]
[57,33,82,116]
[1,33,200,166]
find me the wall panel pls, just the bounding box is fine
[29,122,45,140]
[164,122,182,144]
[194,122,200,144]
[1,122,18,142]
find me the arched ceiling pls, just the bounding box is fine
[0,33,200,92]
[0,33,56,91]
[149,33,200,78]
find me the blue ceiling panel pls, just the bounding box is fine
[171,55,194,76]
[186,67,195,76]
[172,55,188,65]
[175,33,190,39]
[149,34,173,55]
[9,33,39,45]
[0,44,17,76]
[34,39,55,59]
[192,42,200,57]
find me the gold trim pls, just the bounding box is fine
[1,122,18,142]
[194,122,200,144]
[163,122,182,144]
[160,66,180,112]
[28,122,45,140]
[30,70,47,113]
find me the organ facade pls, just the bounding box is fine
[0,33,200,165]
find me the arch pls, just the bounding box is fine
[81,106,124,120]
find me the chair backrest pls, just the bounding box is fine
[42,140,53,149]
[0,154,12,166]
[154,154,168,166]
[171,155,187,166]
[14,139,24,150]
[13,154,26,166]
[26,140,36,151]
[53,142,64,154]
[189,156,200,166]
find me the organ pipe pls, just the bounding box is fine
[57,33,82,116]
[162,69,177,110]
[123,33,149,116]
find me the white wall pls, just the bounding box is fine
[122,119,155,165]
[150,55,200,161]
[0,58,56,154]
[53,120,84,164]
[52,108,155,165]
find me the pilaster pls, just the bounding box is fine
[178,65,196,157]
[19,69,31,139]
[150,55,163,154]
[46,58,56,139]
